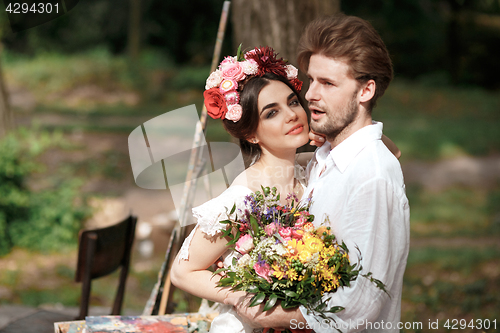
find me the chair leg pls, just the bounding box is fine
[77,234,97,320]
[78,277,92,320]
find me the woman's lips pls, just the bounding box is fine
[287,125,304,135]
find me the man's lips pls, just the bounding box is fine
[309,106,325,115]
[310,107,325,120]
[287,125,304,135]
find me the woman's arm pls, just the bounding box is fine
[170,228,232,303]
[381,134,401,159]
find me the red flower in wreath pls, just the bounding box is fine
[245,47,288,78]
[290,78,303,93]
[204,87,228,120]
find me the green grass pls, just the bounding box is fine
[407,186,500,238]
[402,247,500,331]
[377,79,500,160]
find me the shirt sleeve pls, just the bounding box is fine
[300,177,408,332]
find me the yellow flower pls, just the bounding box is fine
[286,268,298,281]
[272,263,285,280]
[304,235,324,253]
[286,239,304,258]
[298,249,312,263]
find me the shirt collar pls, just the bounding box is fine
[329,121,383,173]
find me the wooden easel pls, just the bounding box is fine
[143,1,231,316]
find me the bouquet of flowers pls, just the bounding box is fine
[215,186,387,328]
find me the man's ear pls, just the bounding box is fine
[359,79,376,103]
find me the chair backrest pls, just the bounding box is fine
[75,214,137,320]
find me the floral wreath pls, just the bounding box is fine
[204,46,303,122]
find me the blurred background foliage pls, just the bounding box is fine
[0,0,499,330]
[1,0,499,88]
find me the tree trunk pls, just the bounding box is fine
[231,0,340,153]
[128,0,141,61]
[231,0,341,65]
[0,57,12,139]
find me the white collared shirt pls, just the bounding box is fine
[299,122,410,333]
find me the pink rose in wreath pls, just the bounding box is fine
[226,104,243,122]
[222,62,246,81]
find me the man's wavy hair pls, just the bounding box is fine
[297,14,393,112]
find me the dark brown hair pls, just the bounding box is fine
[222,73,306,164]
[297,14,393,111]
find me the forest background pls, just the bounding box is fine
[0,0,499,332]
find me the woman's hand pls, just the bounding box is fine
[381,134,402,159]
[309,130,325,147]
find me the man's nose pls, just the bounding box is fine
[305,81,319,101]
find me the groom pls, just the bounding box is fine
[225,14,410,332]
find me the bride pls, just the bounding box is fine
[171,46,309,333]
[170,46,398,332]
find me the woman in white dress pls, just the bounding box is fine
[170,47,310,333]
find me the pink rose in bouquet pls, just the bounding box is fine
[235,234,254,255]
[254,261,273,283]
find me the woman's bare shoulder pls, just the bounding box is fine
[230,167,260,192]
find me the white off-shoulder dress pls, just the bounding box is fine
[178,185,255,333]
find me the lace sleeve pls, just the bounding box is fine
[178,185,251,261]
[193,186,251,236]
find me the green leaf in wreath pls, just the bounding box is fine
[236,44,245,62]
[263,293,278,311]
[249,293,266,307]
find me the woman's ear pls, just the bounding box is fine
[247,137,259,144]
[359,79,376,103]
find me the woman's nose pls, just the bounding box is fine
[286,106,299,122]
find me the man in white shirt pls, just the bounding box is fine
[226,14,410,332]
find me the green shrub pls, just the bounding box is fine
[0,128,91,255]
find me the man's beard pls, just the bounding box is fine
[310,91,359,142]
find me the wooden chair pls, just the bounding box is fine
[75,214,137,320]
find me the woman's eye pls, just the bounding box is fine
[289,99,299,107]
[266,110,277,118]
